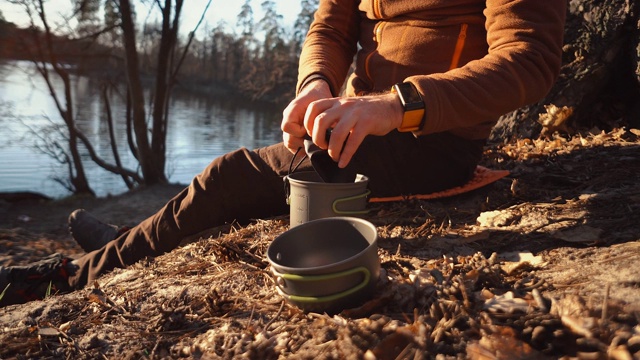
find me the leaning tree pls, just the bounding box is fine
[491,0,640,142]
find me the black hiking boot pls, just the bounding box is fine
[0,253,77,307]
[68,209,127,253]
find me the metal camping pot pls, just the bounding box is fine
[266,217,380,314]
[284,171,370,228]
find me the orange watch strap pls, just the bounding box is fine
[398,108,425,132]
[391,85,425,132]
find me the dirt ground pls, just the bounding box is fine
[0,128,639,359]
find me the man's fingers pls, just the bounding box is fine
[282,120,306,137]
[325,114,355,161]
[304,99,339,146]
[282,132,304,154]
[303,101,322,138]
[338,130,366,168]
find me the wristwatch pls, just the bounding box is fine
[392,82,425,132]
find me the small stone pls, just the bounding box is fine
[627,336,640,353]
[531,326,546,343]
[37,327,59,337]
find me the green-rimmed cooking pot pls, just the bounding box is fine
[266,217,380,314]
[284,171,370,228]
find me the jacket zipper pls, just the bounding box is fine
[366,5,468,88]
[373,0,382,19]
[364,21,385,88]
[449,23,468,70]
[361,0,384,93]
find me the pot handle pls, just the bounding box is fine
[332,190,371,215]
[284,146,309,205]
[273,266,371,303]
[283,176,291,205]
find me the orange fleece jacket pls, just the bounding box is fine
[297,0,566,140]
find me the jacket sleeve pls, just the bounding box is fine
[408,0,566,137]
[296,0,361,96]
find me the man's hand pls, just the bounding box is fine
[304,93,404,168]
[282,80,405,168]
[281,80,333,154]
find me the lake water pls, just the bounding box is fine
[0,61,283,199]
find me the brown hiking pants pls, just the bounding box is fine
[68,131,485,289]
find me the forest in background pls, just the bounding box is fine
[0,0,317,106]
[0,0,320,195]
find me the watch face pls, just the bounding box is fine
[396,83,424,111]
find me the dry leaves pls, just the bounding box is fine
[1,128,639,359]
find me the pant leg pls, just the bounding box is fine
[68,131,483,289]
[68,145,311,288]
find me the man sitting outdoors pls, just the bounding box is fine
[0,0,566,307]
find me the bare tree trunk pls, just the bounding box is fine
[102,85,135,189]
[118,0,167,185]
[149,0,183,173]
[31,0,94,195]
[491,0,640,142]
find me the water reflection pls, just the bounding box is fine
[0,60,283,198]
